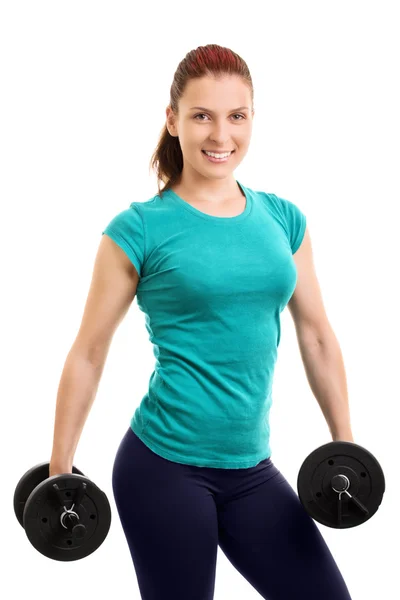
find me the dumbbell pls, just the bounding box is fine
[14,462,112,561]
[297,441,385,528]
[14,442,385,564]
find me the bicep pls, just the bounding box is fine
[73,234,139,364]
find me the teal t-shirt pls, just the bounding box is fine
[102,180,306,468]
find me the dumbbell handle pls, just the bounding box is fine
[52,480,88,539]
[60,509,87,539]
[60,507,78,528]
[332,473,369,526]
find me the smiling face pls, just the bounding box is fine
[166,75,254,194]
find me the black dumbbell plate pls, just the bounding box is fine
[297,442,385,528]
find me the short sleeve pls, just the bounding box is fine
[102,204,145,277]
[272,194,307,254]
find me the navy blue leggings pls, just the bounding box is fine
[112,427,353,600]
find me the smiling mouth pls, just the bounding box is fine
[202,150,235,155]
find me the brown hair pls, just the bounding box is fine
[148,44,254,199]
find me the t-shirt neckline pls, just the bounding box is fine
[163,180,252,223]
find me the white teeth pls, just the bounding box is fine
[204,151,232,158]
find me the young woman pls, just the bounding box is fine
[50,44,353,600]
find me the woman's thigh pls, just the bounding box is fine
[111,427,219,600]
[216,463,353,600]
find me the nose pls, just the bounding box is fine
[207,135,232,148]
[207,122,233,147]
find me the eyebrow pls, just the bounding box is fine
[189,106,250,112]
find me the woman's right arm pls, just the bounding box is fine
[49,233,140,476]
[49,350,106,476]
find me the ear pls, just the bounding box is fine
[166,106,177,136]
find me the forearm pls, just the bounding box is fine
[50,348,104,467]
[297,326,353,441]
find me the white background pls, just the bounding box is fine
[2,1,398,598]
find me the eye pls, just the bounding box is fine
[194,113,245,121]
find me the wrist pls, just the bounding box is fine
[332,431,354,443]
